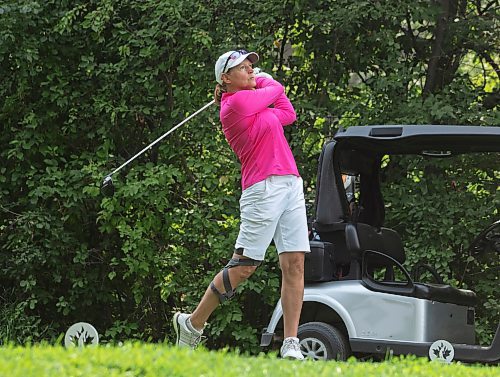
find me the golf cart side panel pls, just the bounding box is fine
[306,281,475,344]
[260,288,358,339]
[416,300,475,344]
[302,292,357,337]
[261,280,475,347]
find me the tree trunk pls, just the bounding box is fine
[423,0,458,97]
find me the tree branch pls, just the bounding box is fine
[404,11,423,59]
[480,0,498,15]
[478,51,500,80]
[277,22,289,76]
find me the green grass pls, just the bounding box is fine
[0,344,498,377]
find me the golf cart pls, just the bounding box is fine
[260,125,500,363]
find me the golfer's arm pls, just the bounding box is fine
[257,77,296,125]
[270,93,296,126]
[230,78,284,116]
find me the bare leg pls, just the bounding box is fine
[189,254,257,330]
[279,252,305,338]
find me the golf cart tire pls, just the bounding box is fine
[298,322,351,361]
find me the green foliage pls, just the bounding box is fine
[0,0,498,351]
[0,344,498,377]
[0,292,53,345]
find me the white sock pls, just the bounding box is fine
[186,317,203,334]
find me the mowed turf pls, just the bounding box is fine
[0,343,498,377]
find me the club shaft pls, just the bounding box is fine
[107,100,215,177]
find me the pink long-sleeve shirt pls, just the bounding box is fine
[220,77,299,190]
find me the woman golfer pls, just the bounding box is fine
[173,49,310,360]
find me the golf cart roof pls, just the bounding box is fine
[333,125,500,154]
[314,125,500,231]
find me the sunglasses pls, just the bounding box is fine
[222,49,249,74]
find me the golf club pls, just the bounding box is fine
[100,99,215,197]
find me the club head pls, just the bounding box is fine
[100,176,115,197]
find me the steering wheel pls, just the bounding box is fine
[467,220,500,256]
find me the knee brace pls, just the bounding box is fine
[210,255,262,303]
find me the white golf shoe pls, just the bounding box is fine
[173,312,203,349]
[280,337,304,360]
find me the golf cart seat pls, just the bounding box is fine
[346,222,478,307]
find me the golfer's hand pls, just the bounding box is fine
[254,67,273,80]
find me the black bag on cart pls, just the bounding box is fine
[304,241,335,282]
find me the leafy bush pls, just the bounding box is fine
[0,0,498,350]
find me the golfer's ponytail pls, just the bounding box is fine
[214,83,227,105]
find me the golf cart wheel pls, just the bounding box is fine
[298,322,351,361]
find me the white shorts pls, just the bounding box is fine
[235,175,311,261]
